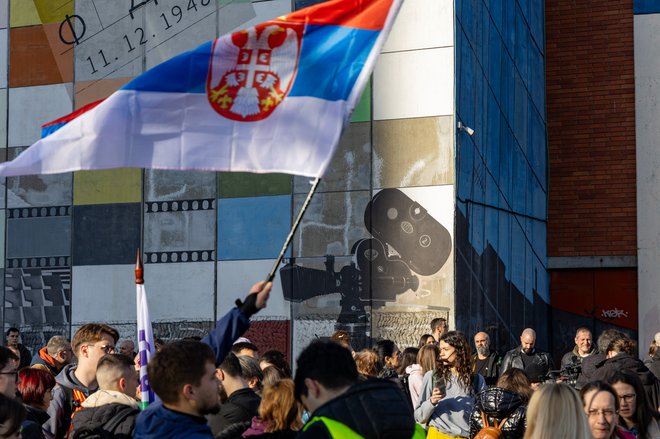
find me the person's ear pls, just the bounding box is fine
[118,377,127,392]
[79,344,89,358]
[304,378,320,399]
[216,369,225,382]
[182,383,195,401]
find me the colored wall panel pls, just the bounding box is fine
[8,0,39,27]
[351,84,371,123]
[145,170,216,202]
[0,88,6,148]
[70,264,137,324]
[5,151,72,207]
[217,259,290,318]
[4,266,71,327]
[382,0,453,53]
[218,173,291,198]
[0,29,6,88]
[292,191,371,257]
[6,215,71,259]
[373,47,454,120]
[145,6,215,70]
[74,77,132,108]
[73,169,142,205]
[293,122,371,194]
[8,84,72,147]
[373,116,455,189]
[72,203,141,266]
[0,210,4,267]
[144,208,216,259]
[217,195,291,260]
[143,262,215,320]
[0,0,7,29]
[9,24,73,87]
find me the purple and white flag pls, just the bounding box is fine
[136,283,157,409]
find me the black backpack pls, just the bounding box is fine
[71,406,136,439]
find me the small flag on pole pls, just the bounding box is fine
[0,0,403,178]
[135,251,157,409]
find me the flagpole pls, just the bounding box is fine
[135,248,144,285]
[265,177,320,283]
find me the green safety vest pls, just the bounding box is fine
[303,416,426,439]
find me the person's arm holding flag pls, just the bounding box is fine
[201,281,272,366]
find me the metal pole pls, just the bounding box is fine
[265,177,321,283]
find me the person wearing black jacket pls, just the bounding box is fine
[590,336,660,410]
[209,353,261,436]
[472,332,501,386]
[469,368,532,439]
[501,328,553,381]
[294,340,425,439]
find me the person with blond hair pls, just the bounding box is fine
[354,349,379,379]
[238,379,302,439]
[524,383,591,439]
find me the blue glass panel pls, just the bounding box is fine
[525,241,535,301]
[530,1,544,50]
[514,4,529,86]
[474,74,486,157]
[499,122,513,209]
[529,103,546,189]
[510,219,525,292]
[529,44,545,121]
[514,71,528,158]
[484,202,499,252]
[460,33,477,130]
[489,0,503,35]
[485,171,499,208]
[472,150,486,205]
[511,144,527,214]
[458,132,475,202]
[498,202,511,274]
[471,202,485,255]
[531,174,546,220]
[533,219,547,260]
[502,53,515,124]
[488,21,503,106]
[504,0,516,54]
[635,0,660,14]
[486,89,501,181]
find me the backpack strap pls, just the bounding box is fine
[104,406,136,434]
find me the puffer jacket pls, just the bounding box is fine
[469,387,526,439]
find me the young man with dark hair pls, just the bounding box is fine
[0,347,20,398]
[31,335,74,376]
[430,318,448,342]
[5,327,32,369]
[70,354,140,438]
[134,281,272,439]
[208,353,261,435]
[45,323,120,439]
[230,341,259,359]
[133,340,220,438]
[295,340,424,439]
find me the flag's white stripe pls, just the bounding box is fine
[0,92,347,178]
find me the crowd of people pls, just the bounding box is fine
[0,283,659,439]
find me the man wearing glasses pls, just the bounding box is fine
[44,323,119,439]
[0,346,20,398]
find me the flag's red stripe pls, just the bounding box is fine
[283,0,393,30]
[41,99,105,129]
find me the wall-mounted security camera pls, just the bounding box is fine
[457,121,475,136]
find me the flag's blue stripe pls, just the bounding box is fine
[121,41,213,94]
[41,123,65,138]
[289,24,378,101]
[120,25,378,101]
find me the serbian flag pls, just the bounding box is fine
[0,0,402,178]
[136,282,157,409]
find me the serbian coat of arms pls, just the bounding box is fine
[206,22,303,122]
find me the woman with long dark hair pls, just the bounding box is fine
[414,331,485,438]
[373,339,400,379]
[608,369,660,438]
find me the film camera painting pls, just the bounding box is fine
[280,187,455,349]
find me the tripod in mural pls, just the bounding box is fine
[280,188,453,349]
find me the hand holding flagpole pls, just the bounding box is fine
[136,249,157,409]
